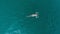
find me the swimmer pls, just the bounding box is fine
[26,12,39,18]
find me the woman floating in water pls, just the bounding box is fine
[26,12,39,18]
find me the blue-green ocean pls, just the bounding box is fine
[0,0,59,34]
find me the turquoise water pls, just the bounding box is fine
[0,0,59,34]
